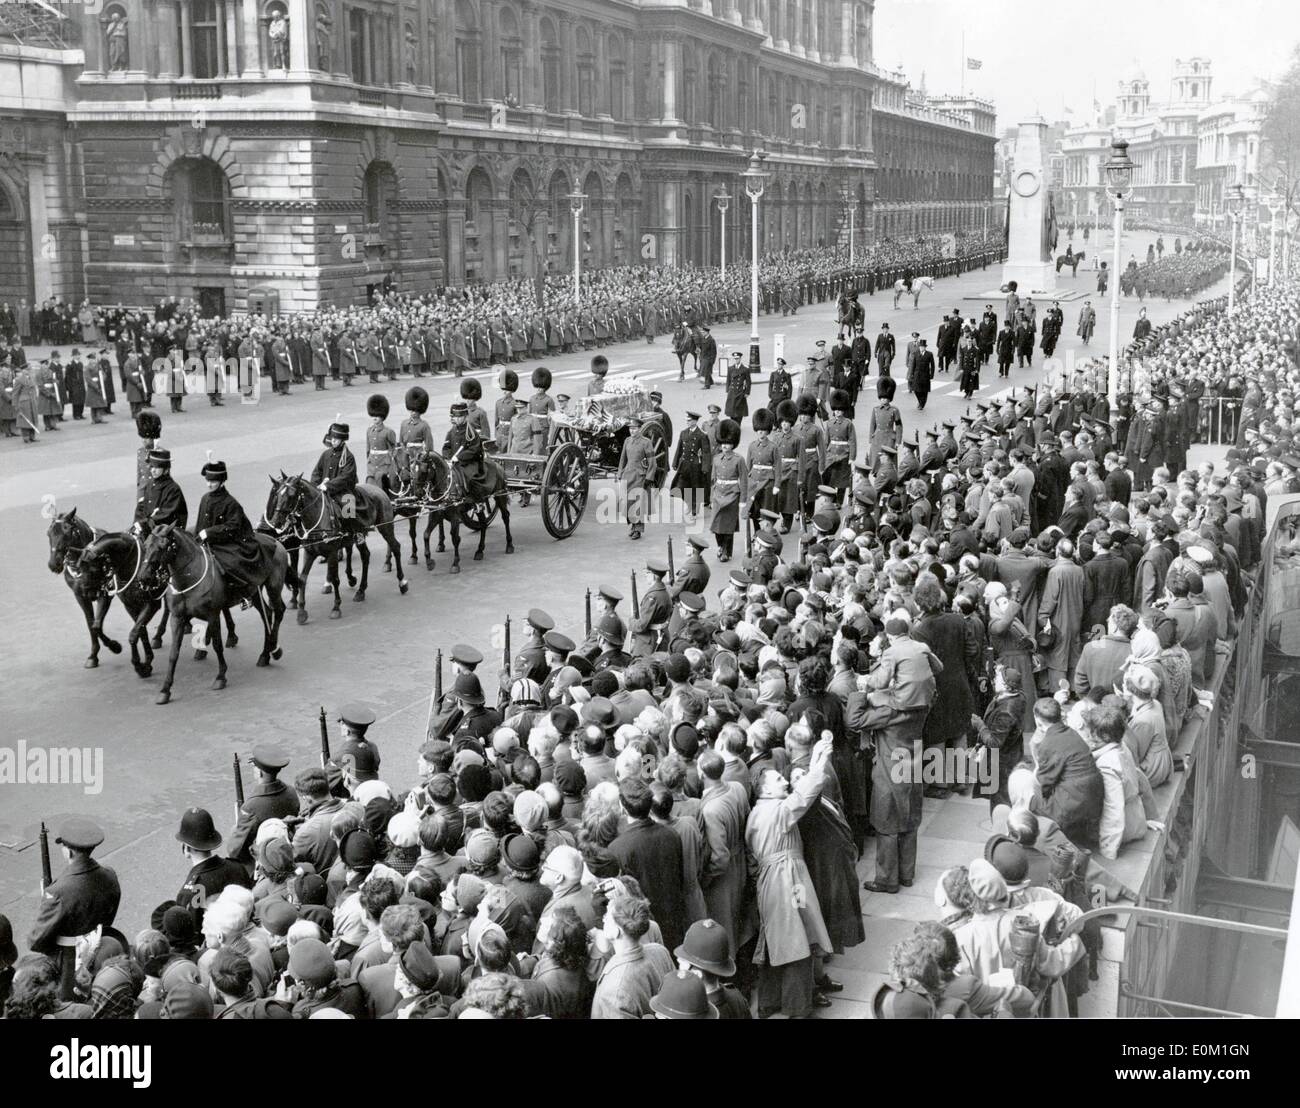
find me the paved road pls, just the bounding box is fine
[0,229,1214,947]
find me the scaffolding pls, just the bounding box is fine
[0,0,75,50]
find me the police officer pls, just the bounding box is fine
[175,807,251,931]
[225,745,300,868]
[28,818,121,999]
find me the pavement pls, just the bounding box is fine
[0,229,1222,1014]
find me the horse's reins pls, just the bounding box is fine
[167,538,212,596]
[109,533,155,597]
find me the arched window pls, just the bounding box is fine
[583,171,603,266]
[576,27,594,117]
[509,168,538,275]
[455,0,481,103]
[464,166,495,281]
[548,170,572,269]
[498,7,522,106]
[540,18,560,112]
[173,157,231,242]
[608,35,626,120]
[363,161,399,256]
[614,172,636,264]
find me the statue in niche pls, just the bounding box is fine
[315,4,333,71]
[104,11,129,72]
[404,25,417,84]
[268,10,290,70]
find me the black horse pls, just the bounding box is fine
[261,477,346,605]
[75,531,169,677]
[387,452,456,572]
[1056,250,1086,276]
[46,509,127,668]
[266,475,408,623]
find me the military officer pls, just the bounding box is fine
[767,356,793,414]
[670,410,712,519]
[617,412,658,540]
[28,818,121,999]
[577,585,626,661]
[792,394,826,523]
[513,608,555,684]
[134,447,188,532]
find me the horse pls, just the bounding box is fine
[46,508,126,668]
[139,524,291,704]
[402,449,513,571]
[387,451,458,572]
[74,531,169,678]
[262,478,349,603]
[892,275,934,309]
[266,475,407,623]
[1056,250,1086,276]
[836,297,865,334]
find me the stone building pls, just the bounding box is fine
[8,1,995,313]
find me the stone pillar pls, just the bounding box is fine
[521,2,541,108]
[288,0,310,73]
[1001,117,1057,294]
[225,0,240,76]
[839,0,854,65]
[661,179,680,268]
[179,1,193,77]
[594,29,611,118]
[27,159,53,301]
[492,203,509,278]
[332,0,349,78]
[155,1,178,78]
[447,203,466,282]
[559,16,577,115]
[481,1,498,102]
[435,0,457,97]
[241,0,263,76]
[772,1,787,50]
[661,36,680,123]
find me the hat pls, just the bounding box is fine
[678,591,705,613]
[251,745,289,773]
[649,390,663,403]
[259,897,299,937]
[146,448,172,468]
[718,419,741,447]
[339,828,378,870]
[830,389,850,411]
[590,357,609,377]
[967,858,1009,905]
[367,393,390,419]
[398,940,443,990]
[405,385,429,414]
[135,410,163,440]
[325,419,350,442]
[674,918,736,977]
[707,402,722,413]
[161,905,198,948]
[287,937,337,988]
[795,394,819,417]
[502,832,541,872]
[339,703,377,731]
[531,367,552,389]
[511,791,548,833]
[450,643,483,668]
[465,829,501,869]
[983,835,1029,885]
[597,613,624,643]
[510,677,542,705]
[162,982,215,1020]
[459,378,482,401]
[670,722,701,758]
[775,399,797,425]
[527,608,556,633]
[55,818,105,851]
[597,583,624,602]
[687,535,710,553]
[752,408,774,433]
[200,459,228,482]
[552,761,587,796]
[498,368,519,392]
[647,557,669,575]
[685,410,700,421]
[649,969,718,1019]
[175,808,222,851]
[452,672,485,706]
[543,844,584,882]
[584,697,619,731]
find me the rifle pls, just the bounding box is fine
[584,589,592,636]
[667,535,675,579]
[424,648,444,743]
[630,570,641,620]
[746,516,754,559]
[318,706,330,768]
[39,821,52,892]
[503,615,512,673]
[233,753,245,821]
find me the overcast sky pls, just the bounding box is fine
[874,0,1296,130]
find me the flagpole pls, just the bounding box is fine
[960,32,965,96]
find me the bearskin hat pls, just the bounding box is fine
[877,376,897,402]
[135,410,162,440]
[405,386,429,415]
[776,399,798,426]
[795,394,819,418]
[497,368,519,393]
[460,378,482,401]
[752,408,774,433]
[532,367,552,390]
[590,355,609,376]
[718,419,741,448]
[829,389,850,412]
[367,393,390,419]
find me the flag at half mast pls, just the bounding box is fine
[966,57,982,70]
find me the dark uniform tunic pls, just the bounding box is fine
[311,444,359,499]
[28,855,122,955]
[196,485,263,593]
[225,778,302,866]
[135,475,189,530]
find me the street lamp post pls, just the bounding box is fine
[1103,138,1134,414]
[568,189,586,304]
[1268,192,1285,287]
[714,189,731,277]
[839,186,855,266]
[741,150,769,378]
[1227,182,1244,316]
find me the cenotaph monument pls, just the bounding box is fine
[1001,117,1059,296]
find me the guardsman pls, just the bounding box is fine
[225,745,301,868]
[823,389,857,506]
[382,326,400,382]
[630,558,672,657]
[134,446,188,532]
[529,367,555,454]
[774,399,801,532]
[125,351,147,415]
[746,407,779,524]
[539,630,575,695]
[578,585,626,661]
[28,818,121,999]
[709,419,748,562]
[311,419,359,514]
[457,377,491,443]
[84,349,110,424]
[670,410,712,520]
[408,322,428,378]
[792,395,825,523]
[514,608,555,684]
[366,394,400,494]
[920,426,944,474]
[617,411,657,540]
[399,386,436,483]
[588,355,609,396]
[673,534,711,599]
[495,369,519,452]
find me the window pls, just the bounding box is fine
[190,0,221,79]
[576,28,594,117]
[174,158,231,242]
[498,7,522,105]
[455,0,480,102]
[348,8,370,84]
[608,36,625,120]
[540,19,559,112]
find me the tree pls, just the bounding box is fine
[1262,43,1300,225]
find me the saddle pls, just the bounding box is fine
[342,483,386,530]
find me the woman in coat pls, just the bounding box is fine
[984,584,1038,731]
[746,735,835,1019]
[910,577,978,790]
[1122,665,1173,788]
[1083,704,1160,861]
